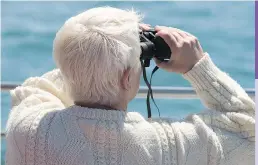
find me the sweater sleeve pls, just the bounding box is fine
[182,53,255,142]
[10,69,73,109]
[7,69,73,133]
[146,54,254,165]
[5,69,73,165]
[183,53,254,116]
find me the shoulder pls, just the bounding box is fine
[6,106,61,141]
[5,106,63,161]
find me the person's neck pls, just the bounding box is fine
[75,102,127,111]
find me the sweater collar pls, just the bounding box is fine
[63,105,145,123]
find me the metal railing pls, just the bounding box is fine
[1,83,255,137]
[1,83,255,99]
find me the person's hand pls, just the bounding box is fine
[154,26,205,74]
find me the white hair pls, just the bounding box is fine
[53,6,143,106]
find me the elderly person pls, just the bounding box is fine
[6,7,254,165]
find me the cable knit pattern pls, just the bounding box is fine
[5,54,254,165]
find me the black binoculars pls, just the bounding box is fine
[139,29,171,67]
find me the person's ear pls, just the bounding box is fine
[121,69,131,91]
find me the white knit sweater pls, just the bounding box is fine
[5,54,255,165]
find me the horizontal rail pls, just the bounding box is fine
[1,83,17,91]
[1,83,255,99]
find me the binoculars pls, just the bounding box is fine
[140,29,171,67]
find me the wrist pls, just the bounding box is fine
[182,53,220,90]
[183,53,205,74]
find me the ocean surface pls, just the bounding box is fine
[1,1,255,164]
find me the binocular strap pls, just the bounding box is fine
[140,60,161,118]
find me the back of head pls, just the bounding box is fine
[53,7,142,106]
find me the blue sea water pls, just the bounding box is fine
[1,1,255,164]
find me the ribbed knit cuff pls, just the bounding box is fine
[183,53,221,91]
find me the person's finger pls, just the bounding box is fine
[174,29,188,38]
[156,30,178,51]
[166,27,192,38]
[171,31,183,42]
[176,31,187,38]
[156,26,192,36]
[194,38,203,52]
[183,31,192,37]
[155,25,170,31]
[168,28,191,38]
[139,23,151,27]
[139,23,151,31]
[156,26,188,40]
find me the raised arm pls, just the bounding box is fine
[147,26,255,165]
[6,69,73,165]
[145,55,254,165]
[10,69,72,109]
[154,25,254,118]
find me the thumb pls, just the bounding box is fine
[153,58,171,69]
